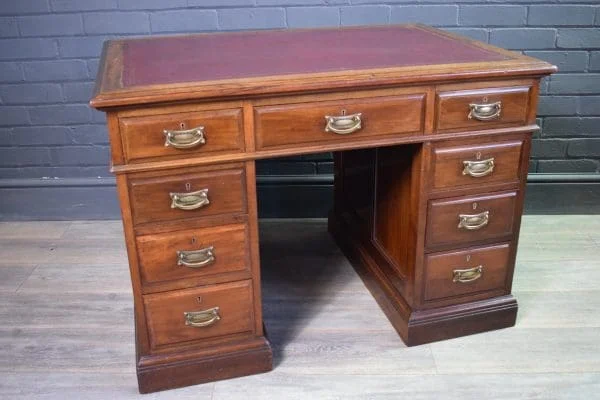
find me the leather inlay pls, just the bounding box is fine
[122,26,510,88]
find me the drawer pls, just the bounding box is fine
[255,94,425,150]
[120,108,244,162]
[435,84,531,132]
[426,191,517,248]
[431,139,524,190]
[424,243,510,302]
[136,223,250,287]
[143,280,254,349]
[129,167,247,226]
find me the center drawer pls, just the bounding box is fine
[426,191,517,249]
[136,223,251,288]
[254,93,425,150]
[143,280,254,349]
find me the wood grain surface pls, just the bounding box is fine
[423,242,510,303]
[135,222,251,291]
[430,139,524,191]
[143,280,254,349]
[254,92,425,150]
[120,107,244,163]
[435,82,532,132]
[128,166,247,226]
[426,191,518,249]
[1,217,599,399]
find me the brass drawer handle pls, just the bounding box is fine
[184,307,220,328]
[325,112,362,135]
[164,126,206,149]
[177,246,215,268]
[458,210,489,230]
[169,189,209,210]
[453,265,483,283]
[462,158,495,178]
[468,101,502,121]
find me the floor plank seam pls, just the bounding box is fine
[14,264,38,293]
[209,382,216,400]
[56,221,74,239]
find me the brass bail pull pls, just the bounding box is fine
[164,126,206,149]
[458,211,490,230]
[184,307,221,328]
[324,112,363,135]
[177,246,216,268]
[468,101,502,121]
[463,158,495,178]
[169,188,210,211]
[453,265,484,283]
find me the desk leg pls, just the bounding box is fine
[120,161,273,393]
[329,145,518,346]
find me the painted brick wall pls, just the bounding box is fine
[1,0,599,181]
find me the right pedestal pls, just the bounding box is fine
[330,133,530,345]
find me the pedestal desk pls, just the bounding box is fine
[90,25,556,393]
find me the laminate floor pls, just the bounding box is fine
[0,217,599,399]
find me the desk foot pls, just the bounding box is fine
[136,337,272,393]
[404,295,517,346]
[328,213,517,346]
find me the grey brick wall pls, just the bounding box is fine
[1,0,599,181]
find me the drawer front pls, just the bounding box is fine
[431,139,523,190]
[435,85,531,132]
[120,108,244,162]
[255,94,425,150]
[136,223,250,286]
[144,280,254,349]
[424,243,510,302]
[426,191,517,248]
[129,168,247,225]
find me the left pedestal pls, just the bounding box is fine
[115,160,272,393]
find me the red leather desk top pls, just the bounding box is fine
[91,25,555,108]
[121,26,509,88]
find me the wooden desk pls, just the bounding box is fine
[90,25,555,393]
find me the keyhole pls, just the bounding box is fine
[476,151,482,160]
[185,182,191,191]
[191,237,196,245]
[180,122,186,130]
[472,202,478,210]
[466,254,471,262]
[341,109,346,116]
[483,96,488,103]
[197,297,203,304]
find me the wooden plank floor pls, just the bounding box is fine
[0,216,599,399]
